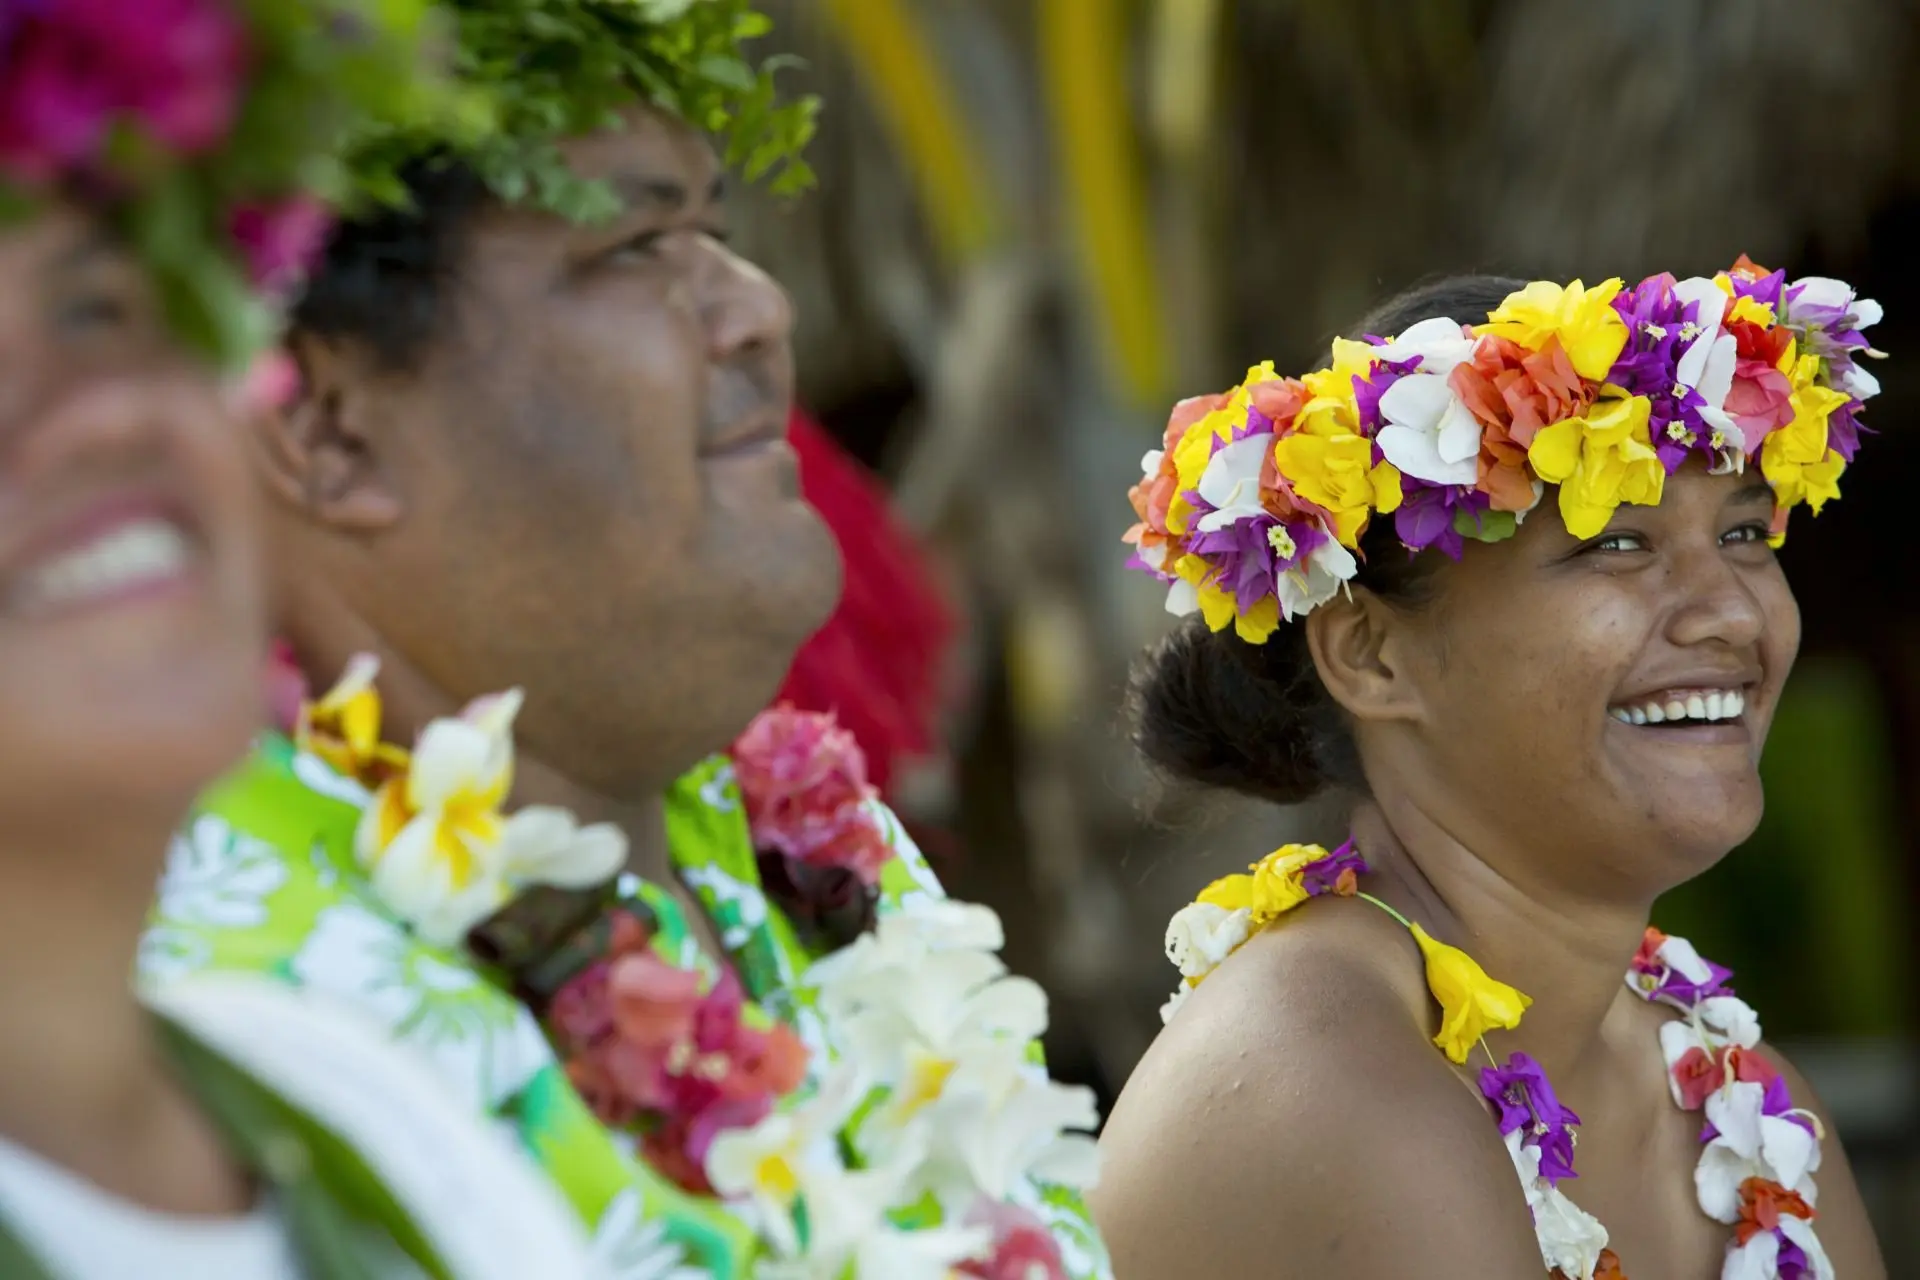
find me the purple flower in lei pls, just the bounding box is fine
[1606,274,1727,472]
[1634,950,1734,1009]
[1479,1052,1581,1185]
[1301,839,1369,897]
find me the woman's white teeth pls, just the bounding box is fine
[1608,689,1745,726]
[17,520,191,611]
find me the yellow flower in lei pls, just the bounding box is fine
[1761,352,1852,515]
[297,653,411,787]
[1165,361,1276,536]
[1408,922,1533,1063]
[1526,390,1664,539]
[1196,844,1326,928]
[1477,277,1630,382]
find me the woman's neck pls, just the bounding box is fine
[1350,799,1657,1091]
[0,801,251,1214]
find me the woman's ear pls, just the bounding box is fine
[245,333,404,532]
[1305,588,1430,724]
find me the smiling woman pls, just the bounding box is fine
[1095,268,1889,1280]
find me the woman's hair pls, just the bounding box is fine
[1128,274,1527,805]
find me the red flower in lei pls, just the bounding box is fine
[732,705,890,945]
[956,1199,1069,1280]
[1735,1178,1816,1246]
[547,912,810,1194]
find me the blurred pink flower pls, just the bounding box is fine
[0,0,246,182]
[957,1199,1068,1280]
[732,704,891,887]
[230,195,332,291]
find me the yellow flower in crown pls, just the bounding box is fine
[1165,361,1277,536]
[1761,352,1852,516]
[356,689,629,946]
[1477,277,1630,382]
[1526,390,1664,539]
[1713,272,1779,328]
[1197,844,1327,928]
[298,653,412,787]
[1174,553,1284,645]
[1409,923,1532,1064]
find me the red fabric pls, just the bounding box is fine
[776,408,956,795]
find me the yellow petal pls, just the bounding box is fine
[1232,595,1280,645]
[1196,873,1256,913]
[1408,922,1531,1064]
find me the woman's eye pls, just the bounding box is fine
[1588,532,1649,554]
[52,290,129,334]
[1721,523,1772,547]
[604,230,666,264]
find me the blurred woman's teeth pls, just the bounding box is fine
[1607,688,1745,726]
[16,520,191,612]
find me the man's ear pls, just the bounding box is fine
[1304,588,1429,724]
[246,332,404,532]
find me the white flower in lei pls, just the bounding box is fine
[354,687,628,946]
[708,897,1100,1274]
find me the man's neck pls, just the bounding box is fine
[0,802,252,1214]
[1351,799,1657,1092]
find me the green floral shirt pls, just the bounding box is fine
[142,735,1111,1280]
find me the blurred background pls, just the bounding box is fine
[733,0,1919,1262]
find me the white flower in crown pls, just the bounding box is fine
[1671,277,1741,442]
[1373,317,1485,487]
[355,684,628,947]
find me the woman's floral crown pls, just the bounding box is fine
[0,0,464,367]
[344,0,818,225]
[1123,258,1885,645]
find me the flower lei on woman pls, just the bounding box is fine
[1161,846,1831,1280]
[0,0,465,366]
[1125,260,1882,643]
[290,657,1101,1278]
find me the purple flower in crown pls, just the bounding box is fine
[1479,1052,1581,1185]
[1351,354,1421,435]
[1825,397,1869,464]
[1393,479,1491,560]
[1782,275,1885,411]
[1186,508,1329,618]
[1607,273,1740,472]
[1301,839,1368,897]
[1729,262,1788,313]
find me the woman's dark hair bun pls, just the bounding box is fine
[1127,273,1527,804]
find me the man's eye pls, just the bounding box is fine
[53,291,129,333]
[604,230,666,264]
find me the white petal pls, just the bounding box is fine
[1839,363,1880,400]
[1165,577,1198,617]
[500,807,627,888]
[1140,447,1165,475]
[1690,333,1738,410]
[1529,1184,1609,1279]
[1722,1230,1780,1280]
[1195,434,1274,518]
[1656,935,1715,985]
[1026,1130,1103,1190]
[369,817,458,920]
[1779,1216,1835,1280]
[1159,985,1191,1025]
[1674,276,1729,332]
[1165,901,1251,978]
[1706,1081,1768,1159]
[1277,536,1355,621]
[1375,317,1476,371]
[1435,394,1484,465]
[1373,423,1448,481]
[1790,277,1853,313]
[1849,297,1883,329]
[1378,371,1454,430]
[1698,996,1761,1048]
[1759,1114,1819,1191]
[1695,1141,1756,1224]
[462,687,525,738]
[414,878,509,948]
[408,719,505,810]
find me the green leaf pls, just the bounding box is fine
[1454,506,1519,543]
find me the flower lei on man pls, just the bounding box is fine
[0,0,467,367]
[291,657,1101,1279]
[1125,260,1882,642]
[1161,844,1832,1280]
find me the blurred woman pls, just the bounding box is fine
[1096,270,1888,1279]
[0,3,590,1275]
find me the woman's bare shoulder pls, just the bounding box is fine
[1094,904,1545,1279]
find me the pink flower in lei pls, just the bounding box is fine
[732,704,892,888]
[0,0,247,183]
[956,1199,1069,1280]
[547,912,811,1196]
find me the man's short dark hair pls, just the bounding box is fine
[292,159,490,369]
